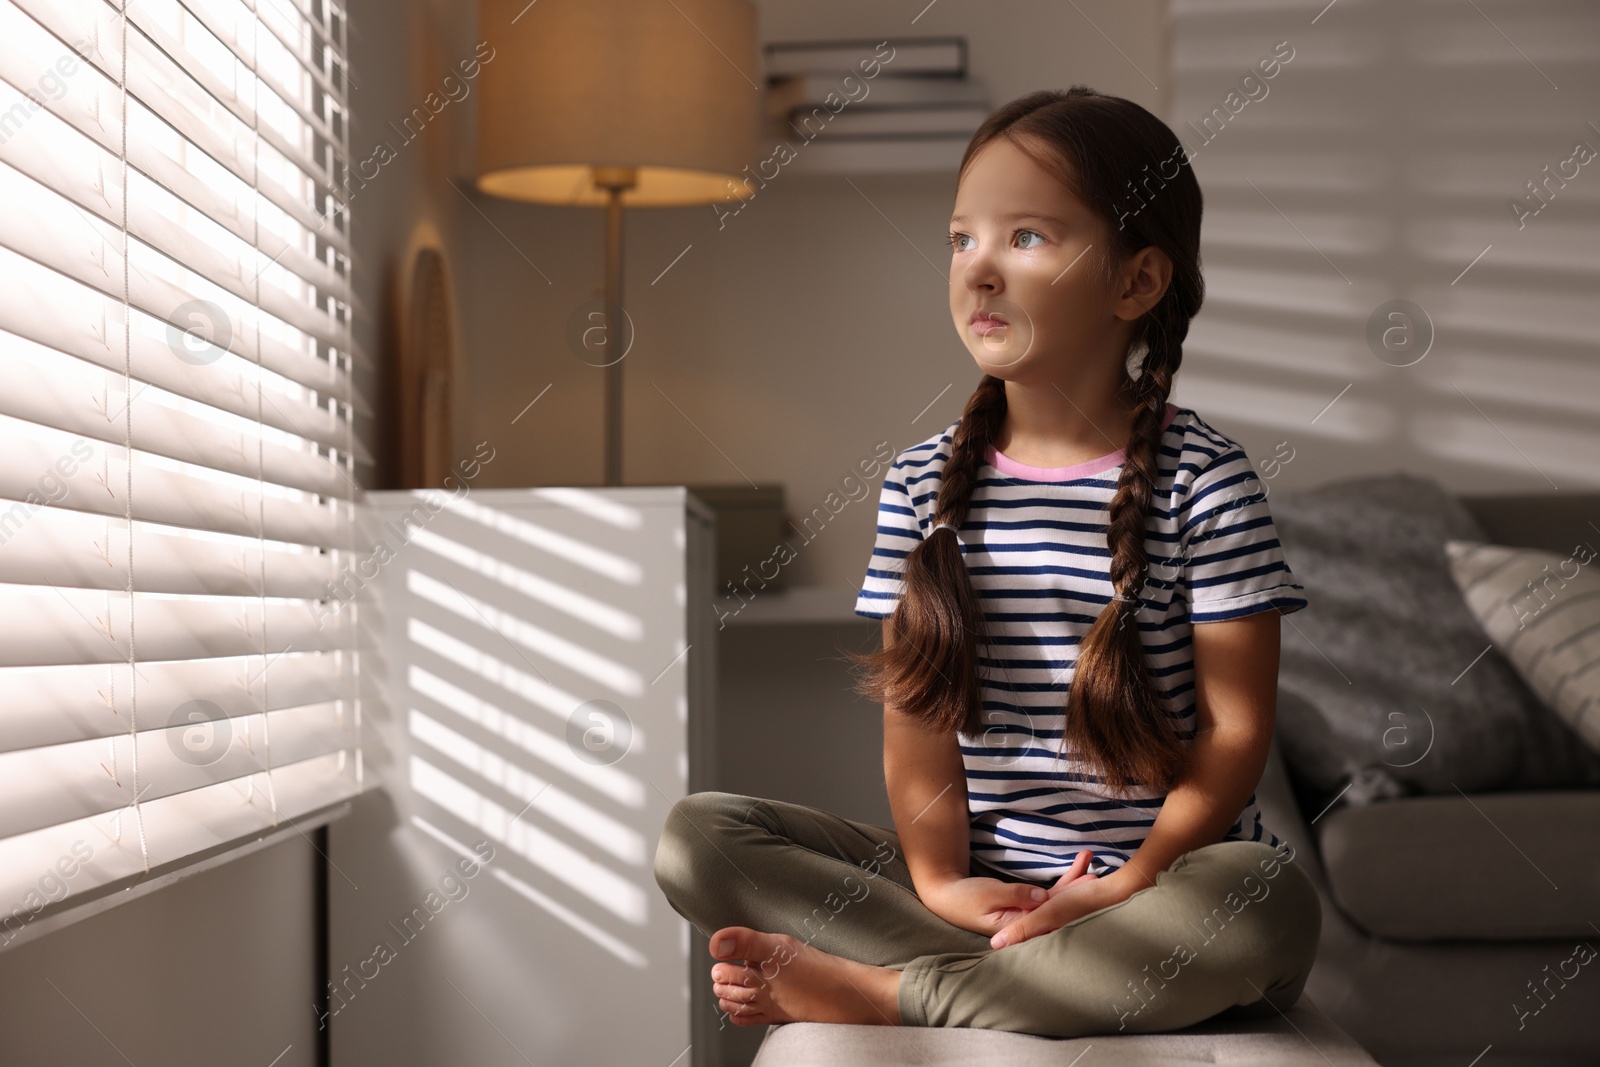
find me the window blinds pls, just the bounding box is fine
[0,0,367,944]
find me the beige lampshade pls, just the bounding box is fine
[475,0,762,206]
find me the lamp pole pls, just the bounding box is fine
[594,166,636,488]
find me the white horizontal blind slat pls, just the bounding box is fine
[0,653,348,754]
[0,701,351,839]
[0,584,352,667]
[0,416,360,548]
[0,339,353,497]
[0,250,371,462]
[0,751,360,923]
[0,502,339,597]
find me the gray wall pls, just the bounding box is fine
[1166,0,1599,494]
[348,0,483,489]
[0,836,321,1067]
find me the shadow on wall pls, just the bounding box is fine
[1168,0,1597,492]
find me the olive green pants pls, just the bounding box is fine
[653,790,1322,1038]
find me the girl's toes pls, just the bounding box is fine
[711,961,757,986]
[718,994,766,1024]
[713,980,758,1006]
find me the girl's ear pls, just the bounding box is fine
[1113,246,1174,320]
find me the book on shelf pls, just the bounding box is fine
[764,36,966,81]
[784,136,970,175]
[785,104,989,140]
[766,71,989,120]
[760,36,984,173]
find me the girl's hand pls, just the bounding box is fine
[919,850,1099,936]
[990,856,1124,949]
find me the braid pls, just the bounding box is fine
[1059,309,1190,798]
[1105,331,1176,602]
[845,375,1007,737]
[934,374,1007,530]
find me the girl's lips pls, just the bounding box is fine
[970,316,1008,336]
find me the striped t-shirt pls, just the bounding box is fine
[853,401,1308,881]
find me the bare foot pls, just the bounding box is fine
[708,926,902,1027]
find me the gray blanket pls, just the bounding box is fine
[1262,472,1600,818]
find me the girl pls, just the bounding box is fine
[653,86,1322,1038]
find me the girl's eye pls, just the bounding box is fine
[945,229,1046,252]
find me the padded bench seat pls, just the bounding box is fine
[750,993,1380,1067]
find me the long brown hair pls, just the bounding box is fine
[846,87,1206,798]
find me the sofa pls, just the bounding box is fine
[1255,484,1600,1067]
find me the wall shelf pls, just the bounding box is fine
[716,584,875,626]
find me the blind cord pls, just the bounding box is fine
[121,1,150,874]
[253,7,281,830]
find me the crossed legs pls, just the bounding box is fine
[652,790,1321,1037]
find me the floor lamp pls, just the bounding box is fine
[474,0,762,486]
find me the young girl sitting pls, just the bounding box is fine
[653,85,1322,1039]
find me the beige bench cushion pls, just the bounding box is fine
[751,994,1379,1066]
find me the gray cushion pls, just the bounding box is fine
[1317,790,1600,940]
[1266,473,1600,817]
[1445,539,1600,755]
[750,993,1381,1065]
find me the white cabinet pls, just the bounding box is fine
[330,487,716,1067]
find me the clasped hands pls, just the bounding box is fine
[919,850,1126,950]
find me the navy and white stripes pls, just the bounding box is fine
[853,402,1308,880]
